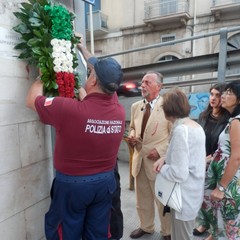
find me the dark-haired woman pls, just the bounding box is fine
[193,83,230,237]
[153,88,206,240]
[202,81,240,240]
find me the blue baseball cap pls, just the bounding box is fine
[88,57,123,93]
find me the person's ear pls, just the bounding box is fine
[88,76,97,87]
[92,78,97,86]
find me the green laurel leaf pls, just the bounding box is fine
[31,47,43,55]
[13,0,81,97]
[12,23,30,34]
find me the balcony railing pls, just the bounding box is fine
[87,10,108,36]
[211,0,240,19]
[212,0,240,7]
[144,0,190,19]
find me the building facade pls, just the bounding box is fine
[0,0,239,239]
[86,0,240,85]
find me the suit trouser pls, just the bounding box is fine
[135,164,171,236]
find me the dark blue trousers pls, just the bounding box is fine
[45,171,116,240]
[109,161,123,239]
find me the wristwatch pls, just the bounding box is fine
[217,183,225,192]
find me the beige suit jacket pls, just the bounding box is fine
[129,97,172,181]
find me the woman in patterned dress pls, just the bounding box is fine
[202,81,240,240]
[193,83,230,237]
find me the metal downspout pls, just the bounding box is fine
[217,28,228,83]
[73,0,87,85]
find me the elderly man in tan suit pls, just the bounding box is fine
[127,71,172,240]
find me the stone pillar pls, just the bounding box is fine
[0,1,54,239]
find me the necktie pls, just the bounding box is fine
[141,103,151,139]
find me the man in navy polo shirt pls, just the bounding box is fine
[26,44,125,240]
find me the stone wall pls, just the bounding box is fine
[0,1,54,239]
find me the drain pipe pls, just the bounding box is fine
[217,28,228,83]
[192,0,197,58]
[73,0,87,85]
[190,0,197,92]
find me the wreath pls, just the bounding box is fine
[13,0,81,98]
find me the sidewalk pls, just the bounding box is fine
[118,159,210,240]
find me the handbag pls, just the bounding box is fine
[154,123,189,213]
[155,173,182,212]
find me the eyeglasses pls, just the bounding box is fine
[222,90,235,96]
[87,68,95,78]
[87,68,92,78]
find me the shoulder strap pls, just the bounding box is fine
[230,116,240,123]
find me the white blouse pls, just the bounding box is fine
[160,122,206,221]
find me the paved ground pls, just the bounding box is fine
[118,159,210,240]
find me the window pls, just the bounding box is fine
[158,55,178,62]
[85,0,101,29]
[160,0,177,16]
[158,55,180,82]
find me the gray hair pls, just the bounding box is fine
[146,71,163,85]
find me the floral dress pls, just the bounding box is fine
[200,115,240,239]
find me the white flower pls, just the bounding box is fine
[52,51,58,58]
[68,66,73,73]
[66,53,73,61]
[65,41,71,49]
[53,58,61,66]
[51,38,74,73]
[50,39,58,46]
[53,66,61,72]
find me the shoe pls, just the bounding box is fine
[130,228,150,238]
[193,226,207,236]
[162,235,171,240]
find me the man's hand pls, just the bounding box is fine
[75,32,83,42]
[127,136,138,147]
[76,42,93,63]
[147,148,160,161]
[79,86,87,101]
[26,78,43,111]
